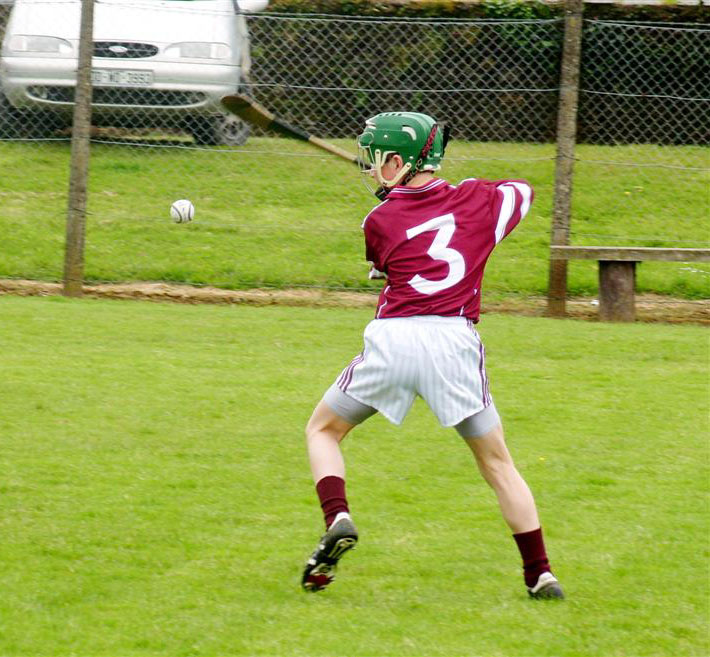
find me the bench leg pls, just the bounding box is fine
[547,259,568,317]
[599,260,636,322]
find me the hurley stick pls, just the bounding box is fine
[221,93,366,167]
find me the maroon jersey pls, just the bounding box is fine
[362,177,533,321]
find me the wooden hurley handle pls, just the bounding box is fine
[221,94,365,167]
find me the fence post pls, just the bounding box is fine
[63,0,95,297]
[547,0,583,317]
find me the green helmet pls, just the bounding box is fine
[357,112,446,190]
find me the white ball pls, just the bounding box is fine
[170,199,194,223]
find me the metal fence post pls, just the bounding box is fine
[63,0,95,297]
[547,0,584,317]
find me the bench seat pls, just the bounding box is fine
[550,246,710,321]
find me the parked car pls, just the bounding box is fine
[0,0,268,144]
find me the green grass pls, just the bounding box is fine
[0,139,708,298]
[0,296,708,656]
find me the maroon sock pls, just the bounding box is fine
[513,527,551,588]
[315,475,349,529]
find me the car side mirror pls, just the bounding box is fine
[237,0,269,12]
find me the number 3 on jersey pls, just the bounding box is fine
[405,213,465,295]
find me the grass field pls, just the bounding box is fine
[0,139,708,299]
[1,296,708,656]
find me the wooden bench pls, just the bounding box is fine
[550,246,710,321]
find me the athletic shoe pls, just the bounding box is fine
[528,571,564,599]
[301,512,358,592]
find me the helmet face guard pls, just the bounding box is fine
[357,112,448,198]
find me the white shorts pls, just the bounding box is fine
[330,316,493,427]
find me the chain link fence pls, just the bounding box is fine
[568,19,710,298]
[0,3,707,302]
[247,14,563,142]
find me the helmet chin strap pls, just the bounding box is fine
[373,149,411,189]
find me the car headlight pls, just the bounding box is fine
[164,42,232,60]
[5,35,74,55]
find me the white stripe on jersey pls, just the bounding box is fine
[494,185,516,244]
[448,177,478,188]
[389,179,447,194]
[494,181,532,244]
[376,285,391,319]
[361,198,391,229]
[505,181,532,220]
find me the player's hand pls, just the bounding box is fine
[368,266,386,280]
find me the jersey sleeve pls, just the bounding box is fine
[363,216,385,272]
[488,179,534,244]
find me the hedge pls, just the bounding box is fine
[264,0,709,23]
[1,2,707,144]
[248,1,709,144]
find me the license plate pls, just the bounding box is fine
[91,69,153,87]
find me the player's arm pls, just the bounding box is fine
[363,218,387,279]
[489,180,534,244]
[368,263,386,279]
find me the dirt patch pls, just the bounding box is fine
[1,279,707,325]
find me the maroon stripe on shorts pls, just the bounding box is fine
[336,353,360,387]
[478,340,490,407]
[341,354,364,391]
[337,353,364,391]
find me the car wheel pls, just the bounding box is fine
[213,112,251,146]
[189,113,251,147]
[0,93,67,139]
[23,112,67,139]
[0,91,22,139]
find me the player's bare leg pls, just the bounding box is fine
[465,424,564,599]
[302,401,359,592]
[305,400,353,483]
[465,424,538,533]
